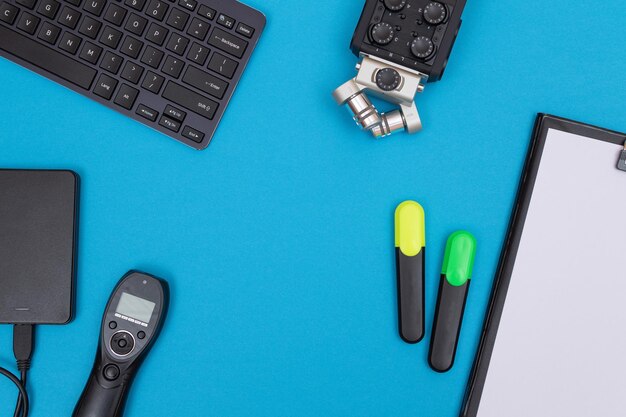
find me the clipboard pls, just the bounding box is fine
[460,114,626,417]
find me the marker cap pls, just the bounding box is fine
[394,201,425,257]
[441,231,477,286]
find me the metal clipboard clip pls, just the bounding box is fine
[618,142,626,172]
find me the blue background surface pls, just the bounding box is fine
[1,0,626,415]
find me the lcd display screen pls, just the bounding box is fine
[115,292,155,324]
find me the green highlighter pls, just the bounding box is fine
[429,231,477,373]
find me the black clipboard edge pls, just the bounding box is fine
[459,114,626,417]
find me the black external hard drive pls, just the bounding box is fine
[0,169,79,324]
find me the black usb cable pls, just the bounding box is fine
[0,324,34,417]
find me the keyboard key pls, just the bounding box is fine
[186,17,209,40]
[197,5,214,20]
[182,125,204,142]
[114,83,139,109]
[104,3,126,26]
[236,22,254,38]
[165,8,188,30]
[120,36,143,58]
[65,0,81,7]
[186,42,209,65]
[125,13,147,35]
[207,52,237,79]
[120,61,144,83]
[37,0,60,19]
[79,41,102,63]
[145,23,168,46]
[0,2,19,24]
[140,45,163,68]
[0,24,96,89]
[124,0,146,12]
[208,28,247,58]
[16,12,40,34]
[58,6,81,29]
[100,26,122,49]
[93,73,118,99]
[182,65,228,99]
[59,32,81,54]
[100,51,123,74]
[37,22,61,44]
[159,115,180,132]
[162,55,184,78]
[136,104,158,121]
[79,16,101,39]
[145,0,168,21]
[162,81,218,119]
[83,0,105,16]
[165,33,188,56]
[164,104,185,121]
[16,0,36,10]
[217,13,234,29]
[141,71,164,93]
[178,0,195,12]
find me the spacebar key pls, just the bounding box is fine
[162,82,218,120]
[0,25,96,89]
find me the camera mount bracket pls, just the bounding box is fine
[333,54,427,138]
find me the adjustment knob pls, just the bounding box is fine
[384,0,406,11]
[375,68,402,91]
[370,23,394,46]
[423,2,447,25]
[411,36,435,59]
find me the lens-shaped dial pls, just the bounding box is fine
[411,36,435,59]
[384,0,406,11]
[375,68,402,91]
[370,23,394,45]
[424,2,447,25]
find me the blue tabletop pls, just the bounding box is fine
[1,0,626,416]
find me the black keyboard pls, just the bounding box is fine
[0,0,265,149]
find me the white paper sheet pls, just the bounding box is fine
[477,128,626,417]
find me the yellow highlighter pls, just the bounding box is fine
[394,201,426,344]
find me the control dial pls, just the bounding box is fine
[110,331,135,356]
[423,2,447,25]
[411,36,435,59]
[370,23,394,45]
[384,0,406,11]
[375,68,402,91]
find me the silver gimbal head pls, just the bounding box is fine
[333,54,428,138]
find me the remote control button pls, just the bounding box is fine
[137,331,146,339]
[370,22,394,45]
[411,36,434,59]
[375,68,401,91]
[423,2,446,25]
[103,364,120,381]
[384,0,406,11]
[108,321,117,329]
[110,331,135,356]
